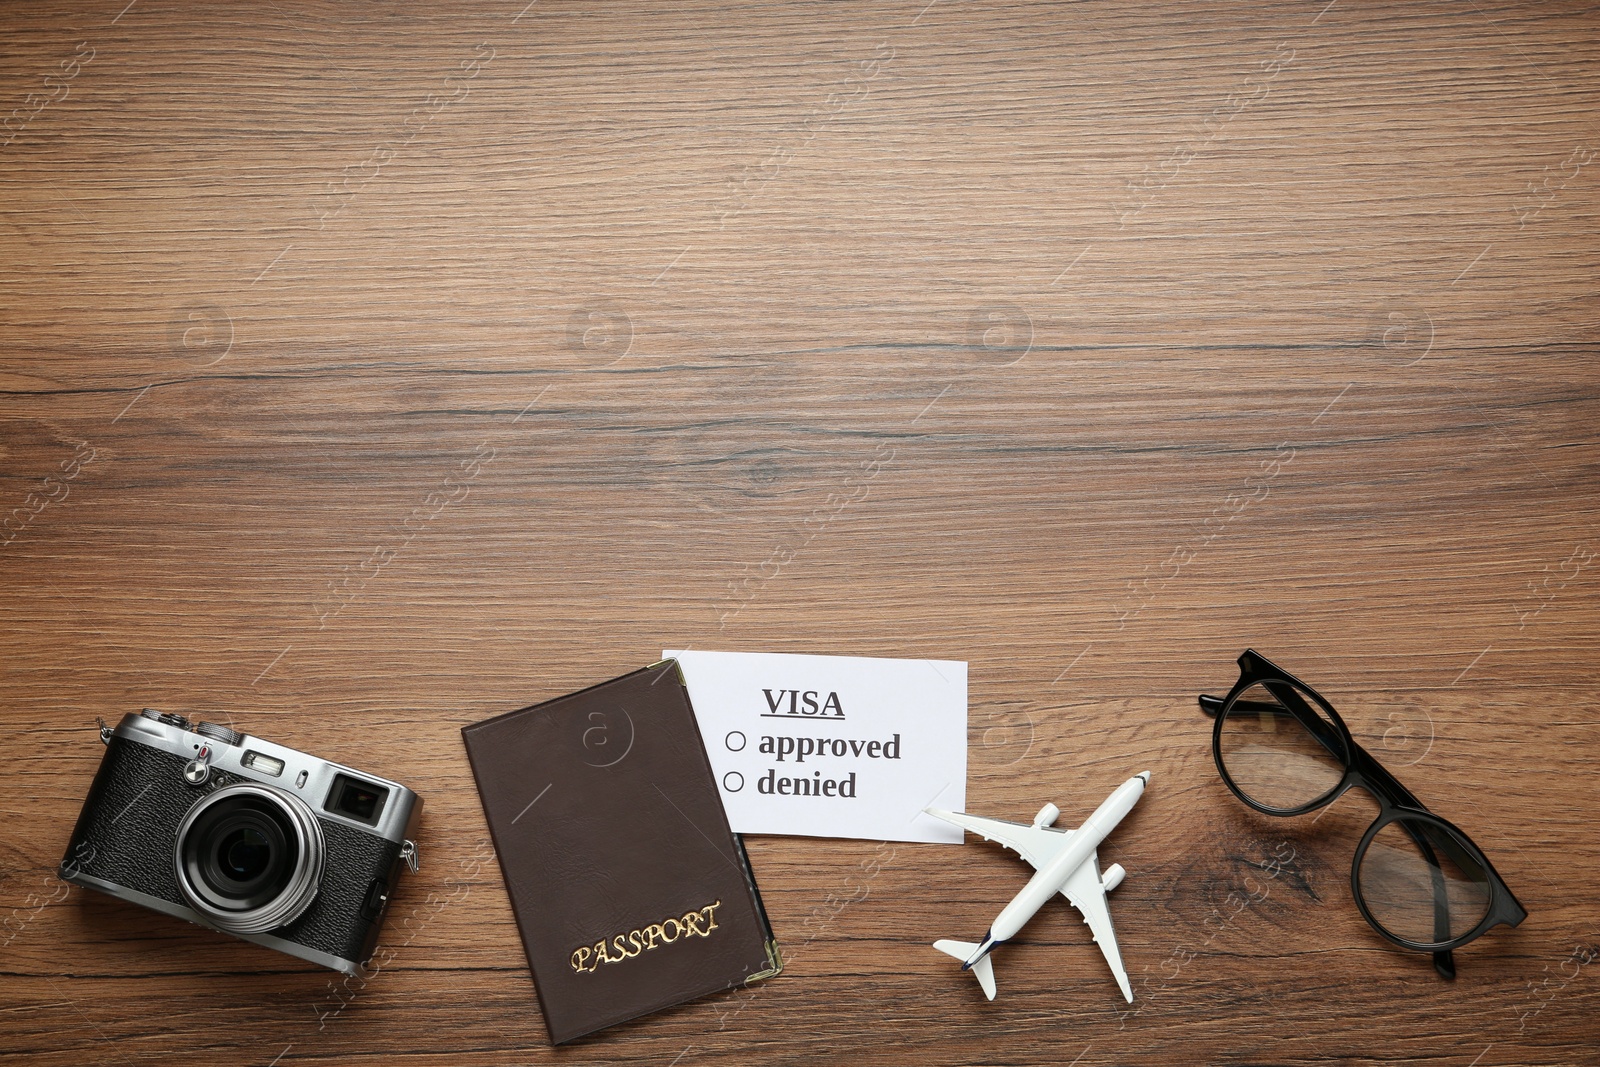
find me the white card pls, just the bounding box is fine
[664,650,966,843]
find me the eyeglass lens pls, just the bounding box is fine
[1356,817,1492,946]
[1217,681,1347,810]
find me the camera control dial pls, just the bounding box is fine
[196,721,243,747]
[142,708,192,730]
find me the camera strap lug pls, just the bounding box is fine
[96,717,113,745]
[400,839,419,874]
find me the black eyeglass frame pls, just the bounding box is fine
[1199,650,1527,979]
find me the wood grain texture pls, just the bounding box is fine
[2,0,1597,1064]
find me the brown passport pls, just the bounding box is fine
[461,660,781,1044]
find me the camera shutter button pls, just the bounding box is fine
[195,721,242,747]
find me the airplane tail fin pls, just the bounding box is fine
[933,939,997,1000]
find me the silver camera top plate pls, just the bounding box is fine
[112,712,422,846]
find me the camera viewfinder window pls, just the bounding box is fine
[325,773,389,826]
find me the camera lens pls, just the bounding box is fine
[175,784,325,935]
[195,807,287,905]
[222,828,270,880]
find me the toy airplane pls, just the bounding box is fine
[926,772,1148,1003]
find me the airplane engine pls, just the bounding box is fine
[1031,803,1060,829]
[1102,863,1126,891]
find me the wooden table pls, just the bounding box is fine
[3,1,1596,1063]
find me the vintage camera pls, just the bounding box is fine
[60,709,422,975]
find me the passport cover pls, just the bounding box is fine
[461,660,781,1044]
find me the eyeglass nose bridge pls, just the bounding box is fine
[1342,748,1430,815]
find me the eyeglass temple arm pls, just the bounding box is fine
[1411,816,1458,980]
[1207,689,1445,832]
[1204,693,1435,819]
[1331,744,1469,980]
[1343,747,1461,978]
[1204,687,1348,763]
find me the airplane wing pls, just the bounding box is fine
[924,807,1073,871]
[1060,850,1133,1003]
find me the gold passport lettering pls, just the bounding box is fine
[569,901,723,973]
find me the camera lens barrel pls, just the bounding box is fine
[174,783,325,935]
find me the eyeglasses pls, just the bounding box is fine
[1199,650,1526,978]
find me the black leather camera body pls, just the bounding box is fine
[60,710,422,975]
